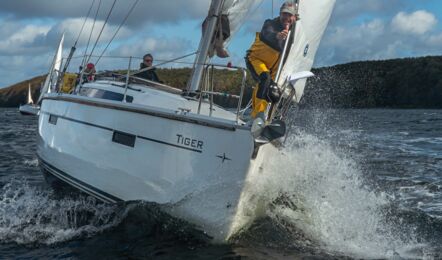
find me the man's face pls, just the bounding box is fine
[280,12,296,28]
[143,57,153,67]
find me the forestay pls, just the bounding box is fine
[277,0,335,103]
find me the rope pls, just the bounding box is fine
[85,0,118,65]
[94,0,139,66]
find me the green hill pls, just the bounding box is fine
[0,75,46,107]
[303,56,442,108]
[1,56,442,108]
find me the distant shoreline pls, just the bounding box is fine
[1,55,441,108]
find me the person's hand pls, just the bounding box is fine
[276,30,288,40]
[277,24,290,40]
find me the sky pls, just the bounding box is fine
[0,0,441,88]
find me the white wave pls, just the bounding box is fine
[0,178,125,245]
[239,132,430,259]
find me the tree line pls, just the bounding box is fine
[1,55,441,108]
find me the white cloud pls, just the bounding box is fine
[330,0,401,26]
[113,36,193,62]
[0,17,135,57]
[0,24,51,55]
[48,18,132,47]
[428,33,442,46]
[0,0,210,28]
[391,10,437,35]
[317,18,414,66]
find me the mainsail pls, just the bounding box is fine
[277,0,336,103]
[188,0,257,92]
[37,33,64,104]
[220,0,256,47]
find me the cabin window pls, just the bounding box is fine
[80,87,133,103]
[49,115,58,125]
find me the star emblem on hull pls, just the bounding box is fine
[216,153,231,163]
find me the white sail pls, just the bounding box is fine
[52,33,64,91]
[188,0,256,91]
[277,0,336,103]
[37,33,64,104]
[27,84,34,104]
[221,0,257,46]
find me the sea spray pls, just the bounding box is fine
[0,178,125,245]
[233,129,426,258]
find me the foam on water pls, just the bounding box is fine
[239,131,432,258]
[23,159,39,167]
[0,178,125,245]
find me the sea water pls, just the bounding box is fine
[0,108,441,259]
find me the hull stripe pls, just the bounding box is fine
[39,157,123,203]
[40,111,202,153]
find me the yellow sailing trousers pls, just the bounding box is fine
[246,33,280,118]
[248,57,278,118]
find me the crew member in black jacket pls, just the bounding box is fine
[135,53,161,83]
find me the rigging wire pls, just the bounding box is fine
[94,0,139,66]
[60,0,96,75]
[74,0,96,47]
[85,0,118,66]
[81,0,101,68]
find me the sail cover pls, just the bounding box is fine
[277,0,335,103]
[37,33,64,104]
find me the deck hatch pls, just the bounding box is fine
[49,114,58,125]
[112,131,136,147]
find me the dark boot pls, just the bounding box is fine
[268,84,281,103]
[256,72,271,100]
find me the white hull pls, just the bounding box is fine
[38,87,259,240]
[19,104,40,116]
[35,0,335,242]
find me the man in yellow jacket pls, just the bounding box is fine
[246,1,298,118]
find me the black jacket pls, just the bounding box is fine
[134,63,161,83]
[260,17,293,52]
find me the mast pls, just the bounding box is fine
[187,0,225,93]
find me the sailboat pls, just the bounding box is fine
[19,84,39,115]
[36,0,335,241]
[19,34,64,116]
